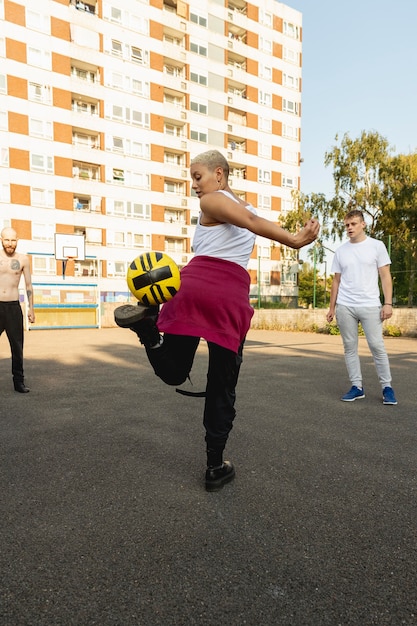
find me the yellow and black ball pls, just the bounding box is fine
[126,252,181,306]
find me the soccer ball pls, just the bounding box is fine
[126,252,181,306]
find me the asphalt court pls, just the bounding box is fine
[1,328,416,625]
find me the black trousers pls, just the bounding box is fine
[145,334,244,452]
[0,301,24,383]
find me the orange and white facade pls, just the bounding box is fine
[0,0,302,309]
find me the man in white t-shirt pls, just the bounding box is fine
[326,210,397,405]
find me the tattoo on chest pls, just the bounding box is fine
[11,260,21,270]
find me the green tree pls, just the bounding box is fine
[297,263,325,308]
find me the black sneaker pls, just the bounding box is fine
[114,304,160,347]
[205,461,235,492]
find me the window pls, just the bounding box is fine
[110,6,122,22]
[0,37,4,57]
[283,99,299,115]
[258,194,271,210]
[32,256,56,276]
[164,181,185,195]
[71,66,97,83]
[31,188,55,208]
[259,143,271,159]
[132,111,150,128]
[0,183,10,203]
[0,73,5,94]
[1,147,9,167]
[282,175,297,188]
[190,68,207,86]
[259,10,272,27]
[283,124,299,140]
[260,64,272,80]
[259,91,272,107]
[190,11,207,27]
[132,79,149,98]
[32,223,54,241]
[29,118,53,139]
[282,149,298,164]
[283,47,299,65]
[258,170,271,184]
[259,37,272,54]
[190,39,207,57]
[164,123,184,137]
[107,261,128,277]
[283,73,299,90]
[131,46,148,65]
[28,82,51,104]
[284,21,300,40]
[26,10,49,33]
[27,47,51,69]
[190,127,207,143]
[0,110,6,129]
[259,117,272,133]
[111,40,122,56]
[31,154,53,174]
[165,238,186,254]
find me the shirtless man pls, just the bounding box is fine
[0,227,35,392]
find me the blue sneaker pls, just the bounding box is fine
[383,387,398,405]
[341,386,365,402]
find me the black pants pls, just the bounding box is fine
[0,301,24,383]
[145,334,244,452]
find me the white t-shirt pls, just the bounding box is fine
[192,190,257,269]
[331,236,391,307]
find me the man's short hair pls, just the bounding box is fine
[345,209,365,222]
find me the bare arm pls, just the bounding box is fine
[379,264,393,321]
[326,273,341,323]
[199,192,320,249]
[22,256,35,324]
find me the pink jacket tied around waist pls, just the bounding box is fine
[157,255,254,353]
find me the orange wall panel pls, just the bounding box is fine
[272,94,282,111]
[246,140,257,156]
[271,197,282,213]
[273,68,282,85]
[273,42,283,59]
[55,190,73,211]
[151,145,164,163]
[247,3,258,21]
[150,114,164,132]
[10,184,30,206]
[245,165,257,182]
[53,87,71,109]
[54,122,72,144]
[56,224,75,234]
[150,0,163,8]
[7,75,27,99]
[272,120,282,136]
[151,174,164,194]
[152,205,164,222]
[51,17,70,41]
[52,52,70,75]
[246,84,258,103]
[246,112,258,130]
[246,58,258,77]
[273,15,283,33]
[272,171,282,187]
[8,111,28,135]
[272,145,282,162]
[9,148,29,171]
[246,31,258,49]
[150,51,163,72]
[4,1,25,25]
[6,38,26,63]
[150,20,163,40]
[150,82,164,102]
[11,220,31,240]
[246,192,257,207]
[54,157,72,178]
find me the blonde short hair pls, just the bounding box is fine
[190,150,229,178]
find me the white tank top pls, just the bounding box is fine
[192,190,257,269]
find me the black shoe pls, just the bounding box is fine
[114,304,160,347]
[14,382,30,393]
[205,461,235,492]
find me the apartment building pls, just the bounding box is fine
[0,0,303,327]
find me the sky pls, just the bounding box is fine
[284,0,417,198]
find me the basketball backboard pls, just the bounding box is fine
[54,233,86,261]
